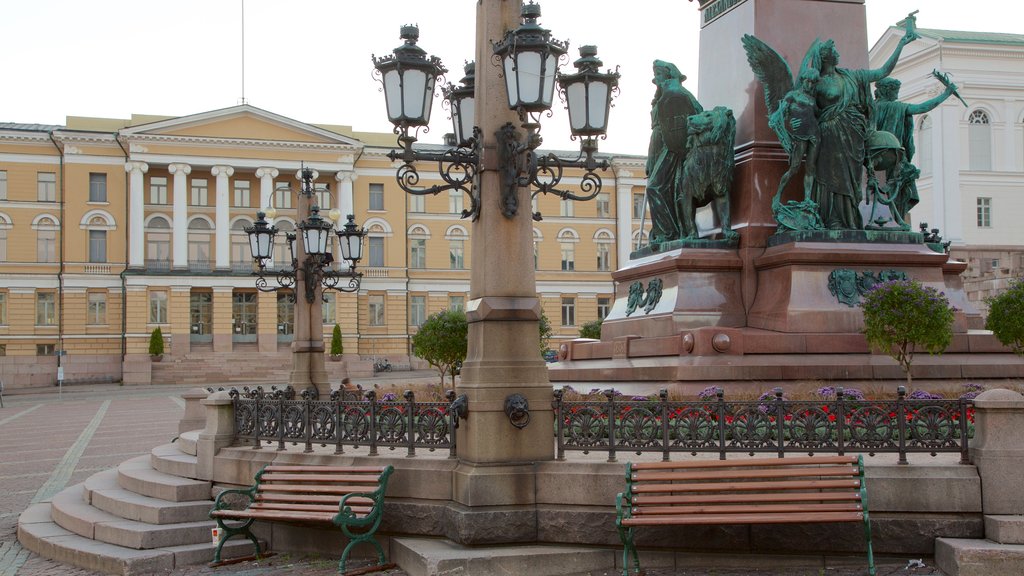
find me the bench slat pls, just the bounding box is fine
[632,502,863,516]
[631,478,860,494]
[261,473,385,483]
[632,466,858,482]
[263,465,389,474]
[212,509,346,522]
[621,511,865,526]
[257,484,382,495]
[630,456,858,471]
[251,502,372,514]
[632,492,861,505]
[256,493,373,505]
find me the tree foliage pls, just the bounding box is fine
[579,319,603,340]
[985,278,1024,356]
[412,309,468,389]
[539,309,553,356]
[861,279,955,386]
[330,324,343,356]
[148,327,164,357]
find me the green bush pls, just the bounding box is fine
[986,278,1024,356]
[148,327,164,357]
[579,319,602,340]
[862,279,955,386]
[539,309,553,357]
[412,309,468,390]
[330,324,343,356]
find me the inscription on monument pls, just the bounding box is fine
[625,279,664,316]
[701,0,746,26]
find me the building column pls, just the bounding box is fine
[212,286,234,353]
[256,167,279,214]
[168,163,192,269]
[335,170,356,218]
[125,161,149,268]
[170,286,192,356]
[614,170,634,267]
[938,104,963,244]
[211,166,234,270]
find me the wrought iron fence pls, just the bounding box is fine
[553,386,973,464]
[230,386,464,457]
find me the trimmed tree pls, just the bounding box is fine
[861,279,955,386]
[330,324,344,357]
[579,319,602,340]
[985,278,1024,356]
[148,327,164,358]
[411,309,467,390]
[539,309,553,357]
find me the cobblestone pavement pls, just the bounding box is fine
[0,379,945,576]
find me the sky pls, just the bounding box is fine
[1,1,1021,154]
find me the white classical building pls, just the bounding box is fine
[870,28,1024,308]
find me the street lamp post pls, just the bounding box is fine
[373,0,619,479]
[245,167,366,398]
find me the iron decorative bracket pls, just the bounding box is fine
[253,253,361,304]
[388,125,481,221]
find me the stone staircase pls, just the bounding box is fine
[151,346,294,385]
[936,516,1024,576]
[17,432,255,575]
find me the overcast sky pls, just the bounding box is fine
[1,1,1020,154]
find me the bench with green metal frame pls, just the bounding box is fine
[616,455,874,576]
[210,464,394,573]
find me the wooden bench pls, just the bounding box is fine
[615,455,874,576]
[210,464,394,572]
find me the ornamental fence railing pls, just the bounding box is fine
[229,386,463,457]
[553,386,973,464]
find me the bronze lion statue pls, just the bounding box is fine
[676,106,737,240]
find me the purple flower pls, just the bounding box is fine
[381,392,398,402]
[631,395,649,401]
[817,386,836,399]
[909,389,942,400]
[697,385,719,401]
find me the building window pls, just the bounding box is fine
[0,344,5,356]
[632,192,645,219]
[89,173,107,202]
[277,293,295,337]
[0,292,7,325]
[534,231,541,270]
[36,217,57,263]
[322,293,336,325]
[968,110,992,171]
[146,216,171,267]
[561,297,576,327]
[409,194,425,213]
[313,183,329,209]
[233,180,250,207]
[597,242,610,271]
[369,183,385,211]
[410,295,426,327]
[0,228,6,262]
[36,291,57,326]
[596,193,610,218]
[190,292,212,336]
[977,197,992,228]
[410,238,426,269]
[560,198,574,217]
[597,297,611,320]
[232,292,258,337]
[88,292,106,325]
[37,344,56,356]
[560,242,575,271]
[274,182,292,208]
[368,236,384,267]
[188,219,213,270]
[149,176,168,204]
[89,229,107,263]
[449,238,465,269]
[149,291,168,324]
[918,115,932,176]
[368,294,385,326]
[190,178,208,206]
[0,170,7,200]
[449,190,463,215]
[38,172,56,202]
[449,295,465,311]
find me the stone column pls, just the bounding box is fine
[196,391,235,481]
[969,389,1024,515]
[212,286,234,353]
[256,167,279,213]
[211,165,234,270]
[289,169,329,397]
[938,104,964,244]
[125,161,148,268]
[335,170,356,218]
[170,285,192,356]
[168,163,191,269]
[614,171,634,266]
[179,387,210,434]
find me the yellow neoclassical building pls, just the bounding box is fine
[0,105,648,388]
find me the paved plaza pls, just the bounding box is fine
[0,379,943,576]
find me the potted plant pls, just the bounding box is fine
[149,327,165,362]
[329,324,343,361]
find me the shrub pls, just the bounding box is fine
[539,309,553,357]
[411,309,468,390]
[330,324,343,356]
[148,327,164,357]
[985,278,1024,356]
[862,279,955,386]
[579,319,602,340]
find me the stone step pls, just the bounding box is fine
[85,469,212,525]
[51,484,215,549]
[177,430,199,456]
[117,456,211,502]
[18,502,254,576]
[391,537,616,576]
[151,443,199,478]
[936,537,1024,576]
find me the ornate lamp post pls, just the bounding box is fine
[245,167,365,397]
[372,0,620,482]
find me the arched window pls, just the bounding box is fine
[230,218,253,271]
[558,229,579,272]
[0,213,12,262]
[408,225,430,269]
[188,218,213,271]
[146,216,171,268]
[273,220,295,268]
[447,228,466,270]
[34,216,59,263]
[594,230,615,271]
[918,115,933,176]
[87,216,108,263]
[968,110,992,171]
[533,228,543,270]
[368,224,386,267]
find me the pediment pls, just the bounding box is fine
[119,105,362,148]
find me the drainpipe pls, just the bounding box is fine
[48,133,65,374]
[116,135,130,365]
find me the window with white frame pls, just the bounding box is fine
[233,180,251,207]
[146,216,171,265]
[632,192,645,219]
[918,115,932,176]
[449,295,464,311]
[409,194,425,213]
[89,173,107,202]
[561,296,576,326]
[410,295,426,326]
[368,294,385,326]
[89,229,107,263]
[190,178,208,206]
[369,235,385,267]
[38,172,56,202]
[274,182,292,208]
[188,219,213,267]
[369,183,384,211]
[977,197,992,228]
[231,220,251,268]
[149,290,168,324]
[561,243,575,271]
[0,170,7,200]
[36,216,57,262]
[149,176,167,204]
[36,291,57,326]
[0,228,7,262]
[533,230,541,270]
[274,220,295,268]
[596,193,610,218]
[322,293,336,325]
[560,198,573,217]
[597,242,610,271]
[0,292,7,324]
[597,296,611,320]
[449,232,465,269]
[88,292,106,325]
[314,183,329,209]
[968,110,992,171]
[449,190,463,215]
[232,292,258,336]
[410,238,426,268]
